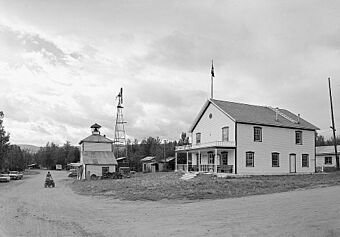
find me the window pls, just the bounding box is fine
[302,154,309,167]
[295,131,302,144]
[102,166,109,175]
[196,133,201,144]
[246,152,254,167]
[208,152,215,164]
[272,153,280,167]
[254,127,262,142]
[221,152,228,165]
[325,157,332,165]
[222,127,229,142]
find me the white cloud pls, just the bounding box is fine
[0,0,340,146]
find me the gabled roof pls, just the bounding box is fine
[82,151,117,165]
[79,134,114,144]
[189,99,319,132]
[316,145,340,155]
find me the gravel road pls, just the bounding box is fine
[0,171,339,237]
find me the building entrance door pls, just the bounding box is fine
[289,154,296,173]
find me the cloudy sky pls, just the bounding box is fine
[0,0,339,146]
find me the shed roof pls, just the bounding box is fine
[141,156,155,162]
[79,134,114,144]
[190,99,319,132]
[116,157,126,161]
[82,151,117,165]
[316,146,340,155]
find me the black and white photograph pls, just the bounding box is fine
[0,1,339,236]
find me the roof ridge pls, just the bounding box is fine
[211,98,268,108]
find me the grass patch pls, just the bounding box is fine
[70,172,340,201]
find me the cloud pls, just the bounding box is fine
[0,25,83,69]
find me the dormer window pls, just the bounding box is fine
[196,133,201,144]
[254,127,262,142]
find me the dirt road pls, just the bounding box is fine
[0,171,339,237]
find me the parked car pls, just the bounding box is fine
[8,171,23,180]
[0,174,10,182]
[68,169,77,178]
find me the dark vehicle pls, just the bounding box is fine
[44,177,55,188]
[68,169,77,178]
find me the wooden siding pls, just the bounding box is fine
[192,103,235,144]
[237,124,315,174]
[83,142,112,152]
[86,165,116,178]
[316,155,337,168]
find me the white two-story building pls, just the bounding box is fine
[175,99,319,175]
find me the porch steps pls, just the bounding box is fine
[180,172,198,180]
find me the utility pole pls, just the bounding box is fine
[328,77,339,169]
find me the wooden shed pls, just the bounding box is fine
[79,123,117,179]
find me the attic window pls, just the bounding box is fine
[209,113,212,119]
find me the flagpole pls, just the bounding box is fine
[211,60,214,99]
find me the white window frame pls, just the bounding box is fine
[272,153,280,167]
[325,157,332,165]
[222,126,229,142]
[208,152,214,164]
[254,127,262,142]
[196,133,201,144]
[246,152,254,167]
[295,131,302,145]
[302,154,309,167]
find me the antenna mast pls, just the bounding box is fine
[114,88,127,159]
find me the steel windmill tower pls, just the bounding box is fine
[114,88,127,158]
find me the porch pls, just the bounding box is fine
[175,141,236,174]
[176,164,234,173]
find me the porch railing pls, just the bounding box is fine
[175,141,235,151]
[176,164,233,173]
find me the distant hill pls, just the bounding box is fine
[17,144,41,154]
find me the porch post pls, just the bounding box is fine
[186,152,189,173]
[198,151,201,172]
[175,152,177,171]
[215,148,218,173]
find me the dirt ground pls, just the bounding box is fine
[0,171,340,237]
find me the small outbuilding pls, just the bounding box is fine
[141,156,161,173]
[141,156,175,172]
[316,145,340,172]
[79,123,118,179]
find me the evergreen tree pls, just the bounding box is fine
[0,111,10,171]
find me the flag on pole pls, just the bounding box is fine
[211,61,215,77]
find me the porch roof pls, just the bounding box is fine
[175,141,236,152]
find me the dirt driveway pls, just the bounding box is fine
[0,171,340,237]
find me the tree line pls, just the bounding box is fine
[0,111,186,172]
[316,134,340,146]
[0,111,80,171]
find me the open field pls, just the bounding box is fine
[70,171,340,201]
